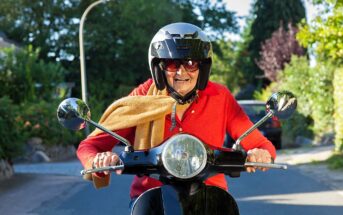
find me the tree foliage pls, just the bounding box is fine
[0,0,79,61]
[0,0,240,156]
[0,0,238,108]
[188,0,238,39]
[0,46,66,104]
[0,97,25,160]
[297,0,343,151]
[236,0,306,89]
[256,23,305,82]
[18,99,82,147]
[279,56,335,143]
[0,46,79,158]
[210,40,241,93]
[333,67,343,151]
[297,1,343,64]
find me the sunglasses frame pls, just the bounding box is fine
[160,59,200,73]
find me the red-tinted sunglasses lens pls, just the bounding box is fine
[164,60,199,72]
[165,60,179,72]
[183,60,199,72]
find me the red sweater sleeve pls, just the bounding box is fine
[76,127,135,168]
[76,79,154,168]
[225,91,276,159]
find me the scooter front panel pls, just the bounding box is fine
[131,185,239,215]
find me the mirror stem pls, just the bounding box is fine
[233,111,274,152]
[86,119,134,152]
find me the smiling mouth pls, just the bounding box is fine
[175,78,190,82]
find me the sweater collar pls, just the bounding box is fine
[198,81,219,96]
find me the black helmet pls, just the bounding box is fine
[148,22,212,103]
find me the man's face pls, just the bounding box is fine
[163,59,199,96]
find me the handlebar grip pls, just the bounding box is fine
[80,165,125,175]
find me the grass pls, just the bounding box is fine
[309,152,343,171]
[326,152,343,170]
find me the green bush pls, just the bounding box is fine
[87,95,108,125]
[253,82,278,102]
[0,97,25,159]
[333,67,343,151]
[327,153,343,170]
[17,99,83,147]
[310,62,335,138]
[0,46,66,104]
[281,111,314,147]
[279,56,335,142]
[0,46,80,158]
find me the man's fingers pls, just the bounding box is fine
[103,153,112,175]
[247,149,273,172]
[110,154,119,166]
[92,152,120,175]
[246,167,256,173]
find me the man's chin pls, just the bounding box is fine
[174,89,191,96]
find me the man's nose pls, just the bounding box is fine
[176,65,187,75]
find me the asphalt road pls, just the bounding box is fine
[1,163,343,215]
[229,168,343,215]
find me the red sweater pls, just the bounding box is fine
[77,79,276,198]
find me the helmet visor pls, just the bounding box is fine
[151,39,211,60]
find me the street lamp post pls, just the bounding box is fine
[79,0,110,134]
[79,0,109,104]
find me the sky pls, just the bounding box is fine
[222,0,317,20]
[217,0,317,40]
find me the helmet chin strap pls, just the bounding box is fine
[166,84,198,105]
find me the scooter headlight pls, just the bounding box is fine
[161,134,207,179]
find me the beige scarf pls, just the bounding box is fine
[85,82,190,188]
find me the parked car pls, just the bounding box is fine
[224,100,282,149]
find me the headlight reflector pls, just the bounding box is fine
[161,134,207,179]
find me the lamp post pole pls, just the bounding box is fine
[79,0,109,134]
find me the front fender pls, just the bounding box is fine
[131,184,240,215]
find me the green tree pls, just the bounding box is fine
[76,0,238,105]
[0,0,238,109]
[0,46,66,103]
[236,0,306,91]
[187,0,238,39]
[297,0,343,152]
[0,45,82,158]
[278,56,334,146]
[297,1,343,63]
[210,39,241,94]
[0,97,25,160]
[0,0,79,61]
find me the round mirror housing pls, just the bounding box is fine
[57,98,90,131]
[266,91,297,119]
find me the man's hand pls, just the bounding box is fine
[246,148,272,173]
[93,151,121,175]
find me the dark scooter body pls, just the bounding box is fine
[132,184,239,215]
[56,91,297,215]
[118,143,245,215]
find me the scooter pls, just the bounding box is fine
[56,91,297,215]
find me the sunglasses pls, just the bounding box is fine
[160,59,199,73]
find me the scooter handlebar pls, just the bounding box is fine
[80,164,125,175]
[244,162,287,170]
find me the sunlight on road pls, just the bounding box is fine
[237,190,343,206]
